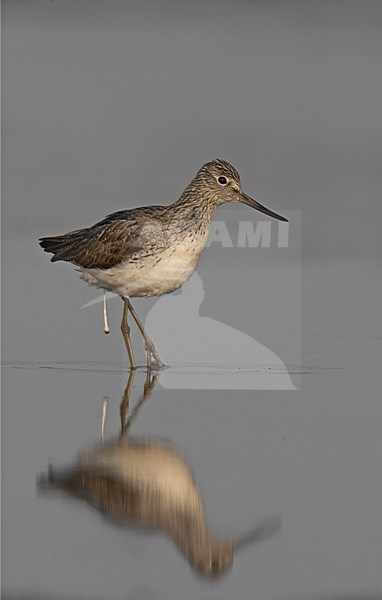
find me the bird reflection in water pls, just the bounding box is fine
[40,371,281,580]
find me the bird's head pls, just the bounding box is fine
[192,158,288,222]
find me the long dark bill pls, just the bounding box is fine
[240,193,288,222]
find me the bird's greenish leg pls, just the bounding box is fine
[121,299,136,370]
[127,300,164,370]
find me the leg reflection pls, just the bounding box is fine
[119,369,159,437]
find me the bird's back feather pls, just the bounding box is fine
[39,206,166,269]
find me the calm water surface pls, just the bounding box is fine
[2,262,382,600]
[3,2,382,597]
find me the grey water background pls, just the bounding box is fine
[2,1,382,599]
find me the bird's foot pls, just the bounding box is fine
[145,344,164,371]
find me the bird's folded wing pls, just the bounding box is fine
[40,218,145,269]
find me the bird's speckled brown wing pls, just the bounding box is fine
[39,206,166,269]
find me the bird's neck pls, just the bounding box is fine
[169,185,223,226]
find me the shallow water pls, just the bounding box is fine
[2,260,382,599]
[3,1,382,597]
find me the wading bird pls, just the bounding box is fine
[39,159,288,369]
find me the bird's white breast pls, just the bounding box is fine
[81,231,207,298]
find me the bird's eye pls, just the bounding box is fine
[218,176,228,185]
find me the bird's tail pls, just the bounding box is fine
[39,228,88,263]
